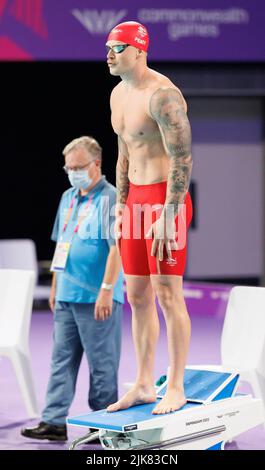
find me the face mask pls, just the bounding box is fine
[68,170,92,190]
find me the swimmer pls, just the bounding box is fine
[106,21,193,415]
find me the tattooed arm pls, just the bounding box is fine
[116,135,130,215]
[114,136,129,252]
[149,88,193,217]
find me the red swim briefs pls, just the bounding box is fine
[120,181,193,276]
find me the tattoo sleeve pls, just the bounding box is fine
[150,88,193,216]
[116,136,130,213]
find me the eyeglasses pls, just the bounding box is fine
[106,44,130,54]
[63,161,94,174]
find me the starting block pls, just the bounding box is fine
[67,368,263,450]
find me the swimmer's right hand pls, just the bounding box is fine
[114,216,122,255]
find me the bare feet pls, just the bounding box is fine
[107,384,157,413]
[152,388,187,414]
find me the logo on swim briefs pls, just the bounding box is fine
[135,36,146,45]
[166,258,177,266]
[72,9,127,34]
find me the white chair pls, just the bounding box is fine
[189,286,265,425]
[0,239,50,300]
[0,269,39,418]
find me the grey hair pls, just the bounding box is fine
[62,136,102,161]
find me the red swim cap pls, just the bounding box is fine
[107,21,149,53]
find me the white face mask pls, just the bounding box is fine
[68,169,92,190]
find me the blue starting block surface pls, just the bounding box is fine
[67,369,240,432]
[157,369,239,403]
[67,400,200,432]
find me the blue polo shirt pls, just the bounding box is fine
[51,176,124,304]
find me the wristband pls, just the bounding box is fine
[101,282,113,291]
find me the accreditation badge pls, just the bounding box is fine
[50,242,71,272]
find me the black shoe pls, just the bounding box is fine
[21,421,67,441]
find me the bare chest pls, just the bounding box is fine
[111,93,158,141]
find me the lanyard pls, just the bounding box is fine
[62,194,94,236]
[52,194,94,273]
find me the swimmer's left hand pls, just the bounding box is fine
[145,217,178,262]
[94,290,113,321]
